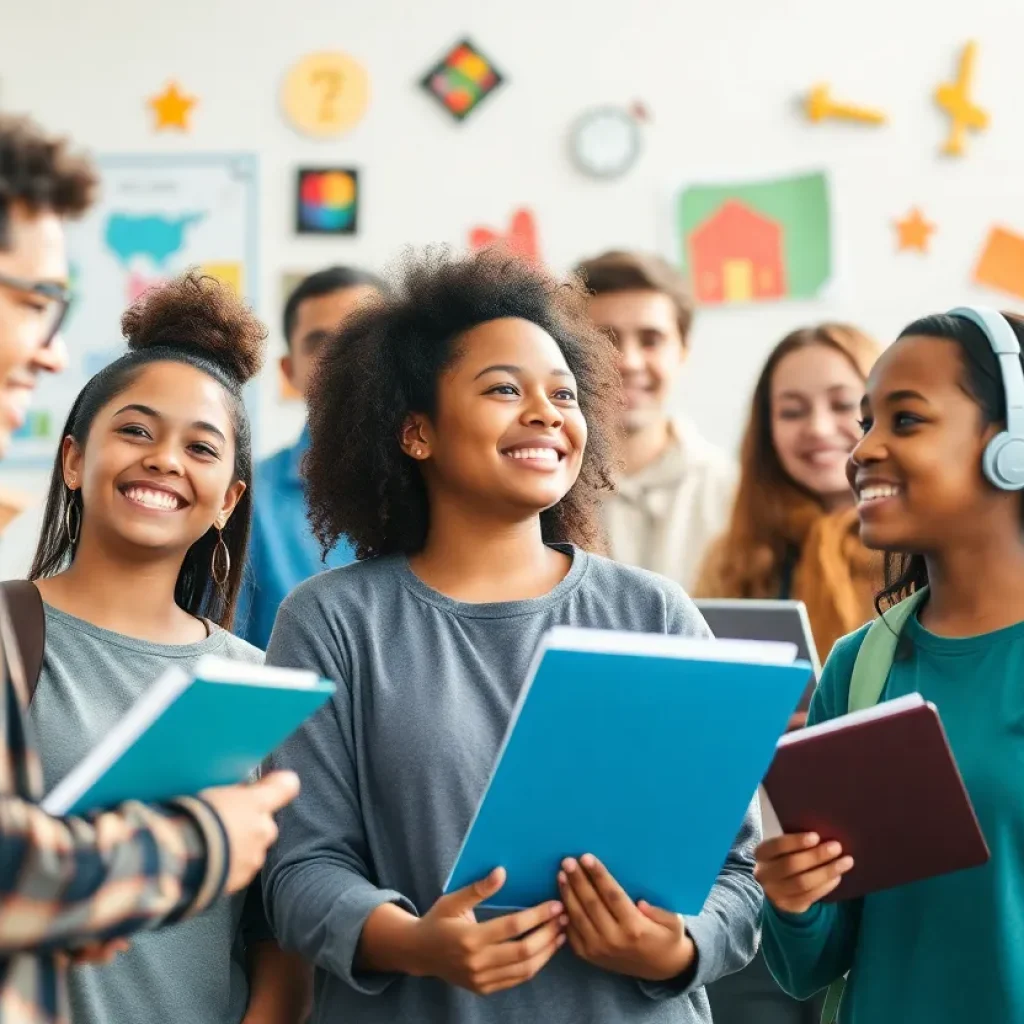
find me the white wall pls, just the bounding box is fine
[0,0,1020,573]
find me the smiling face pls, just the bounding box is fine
[0,203,70,453]
[770,343,864,505]
[65,361,245,558]
[405,317,587,519]
[585,289,686,434]
[849,334,1006,552]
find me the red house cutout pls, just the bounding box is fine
[688,200,786,304]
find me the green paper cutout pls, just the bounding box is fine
[678,171,832,305]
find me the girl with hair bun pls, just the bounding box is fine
[24,272,310,1024]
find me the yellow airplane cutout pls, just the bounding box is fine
[805,84,887,125]
[935,41,989,156]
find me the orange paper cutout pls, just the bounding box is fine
[973,227,1024,300]
[469,208,540,262]
[894,208,935,253]
[149,82,197,131]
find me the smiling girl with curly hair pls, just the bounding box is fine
[262,249,762,1024]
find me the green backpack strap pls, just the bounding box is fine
[821,979,845,1024]
[819,586,928,1023]
[847,587,928,713]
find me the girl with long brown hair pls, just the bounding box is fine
[696,323,882,661]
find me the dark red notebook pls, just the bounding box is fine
[762,693,990,902]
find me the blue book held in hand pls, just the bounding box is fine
[41,655,335,816]
[444,627,810,916]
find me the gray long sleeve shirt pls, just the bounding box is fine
[263,546,762,1024]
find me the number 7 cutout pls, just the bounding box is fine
[469,208,541,262]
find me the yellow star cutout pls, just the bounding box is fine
[894,208,935,253]
[148,82,197,131]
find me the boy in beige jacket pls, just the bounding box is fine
[574,251,736,590]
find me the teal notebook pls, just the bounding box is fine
[41,655,335,815]
[445,627,811,915]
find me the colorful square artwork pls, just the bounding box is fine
[420,39,503,121]
[677,171,833,306]
[295,168,359,235]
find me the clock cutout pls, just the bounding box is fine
[569,105,644,180]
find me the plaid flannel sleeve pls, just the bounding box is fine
[0,792,229,953]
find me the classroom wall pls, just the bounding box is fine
[0,0,1019,574]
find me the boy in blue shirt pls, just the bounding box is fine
[236,266,385,648]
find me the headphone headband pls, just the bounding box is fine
[947,306,1024,441]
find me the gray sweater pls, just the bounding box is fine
[263,546,762,1024]
[29,604,264,1024]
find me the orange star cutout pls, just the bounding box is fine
[148,82,197,131]
[894,208,935,253]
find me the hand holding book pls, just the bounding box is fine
[761,693,989,904]
[201,771,301,894]
[358,867,566,995]
[754,833,855,914]
[558,853,695,982]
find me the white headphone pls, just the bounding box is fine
[948,306,1024,491]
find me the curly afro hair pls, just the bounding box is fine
[30,270,267,630]
[304,248,623,559]
[0,114,98,248]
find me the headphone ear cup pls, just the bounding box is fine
[983,432,1024,490]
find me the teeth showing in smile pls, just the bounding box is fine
[858,484,901,504]
[123,486,183,511]
[505,448,560,462]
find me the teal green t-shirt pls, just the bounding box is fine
[762,610,1024,1023]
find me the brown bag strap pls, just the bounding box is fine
[0,581,45,705]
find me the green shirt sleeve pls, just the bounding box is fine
[761,626,868,1000]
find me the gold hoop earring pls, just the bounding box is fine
[64,497,80,545]
[211,527,230,588]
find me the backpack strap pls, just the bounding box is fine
[847,587,928,713]
[0,581,45,706]
[820,586,929,1022]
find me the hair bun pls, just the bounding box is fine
[120,269,267,384]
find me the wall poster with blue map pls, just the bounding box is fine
[9,153,259,467]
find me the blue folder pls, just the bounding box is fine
[42,656,335,816]
[444,627,810,915]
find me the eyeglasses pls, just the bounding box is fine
[0,271,72,348]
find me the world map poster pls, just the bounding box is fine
[9,154,259,467]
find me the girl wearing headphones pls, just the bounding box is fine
[755,308,1024,1023]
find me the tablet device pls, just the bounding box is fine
[695,599,820,709]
